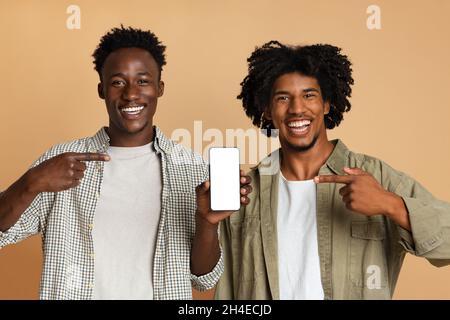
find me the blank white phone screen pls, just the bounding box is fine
[209,147,240,211]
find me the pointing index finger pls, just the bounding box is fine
[314,175,353,184]
[72,153,111,162]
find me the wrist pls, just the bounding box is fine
[23,168,41,194]
[195,214,218,234]
[383,192,399,219]
[384,192,411,231]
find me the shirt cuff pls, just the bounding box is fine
[397,224,415,253]
[401,197,444,256]
[0,225,16,249]
[190,249,224,292]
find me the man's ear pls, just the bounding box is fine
[158,81,165,97]
[324,101,330,115]
[98,82,105,100]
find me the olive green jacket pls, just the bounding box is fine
[215,140,450,299]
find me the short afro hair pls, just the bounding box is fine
[92,25,166,79]
[238,41,354,136]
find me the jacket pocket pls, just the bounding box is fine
[231,216,265,283]
[349,220,390,298]
[351,221,386,240]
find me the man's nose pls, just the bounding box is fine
[122,84,140,101]
[288,97,307,115]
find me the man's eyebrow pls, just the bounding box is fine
[273,90,291,95]
[108,71,153,78]
[303,88,320,93]
[109,72,125,78]
[273,88,320,95]
[137,71,152,76]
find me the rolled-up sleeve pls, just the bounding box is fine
[392,170,450,264]
[0,150,53,249]
[0,193,42,249]
[190,248,224,291]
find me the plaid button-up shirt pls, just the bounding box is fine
[0,127,223,299]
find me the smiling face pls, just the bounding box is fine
[98,47,164,146]
[266,72,330,152]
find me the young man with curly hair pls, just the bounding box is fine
[215,41,450,300]
[0,26,251,300]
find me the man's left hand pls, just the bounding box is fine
[314,167,407,219]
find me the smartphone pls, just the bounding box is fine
[209,147,241,211]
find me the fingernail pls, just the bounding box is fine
[313,177,319,183]
[240,188,246,194]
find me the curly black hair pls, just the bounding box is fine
[238,41,354,136]
[92,25,166,79]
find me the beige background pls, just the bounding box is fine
[1,0,449,299]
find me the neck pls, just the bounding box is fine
[106,125,155,147]
[280,135,334,181]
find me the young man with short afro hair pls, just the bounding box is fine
[0,26,251,300]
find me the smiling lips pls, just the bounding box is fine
[287,119,311,134]
[119,104,145,118]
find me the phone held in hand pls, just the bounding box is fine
[209,147,241,211]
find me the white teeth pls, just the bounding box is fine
[121,106,144,113]
[287,120,311,128]
[291,126,308,132]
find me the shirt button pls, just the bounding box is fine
[95,192,100,199]
[89,253,95,258]
[88,283,94,288]
[88,224,94,229]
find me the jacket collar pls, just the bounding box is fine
[255,139,349,176]
[324,139,349,175]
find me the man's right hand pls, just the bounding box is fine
[26,152,110,193]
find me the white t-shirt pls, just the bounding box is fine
[277,172,324,300]
[93,142,162,300]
